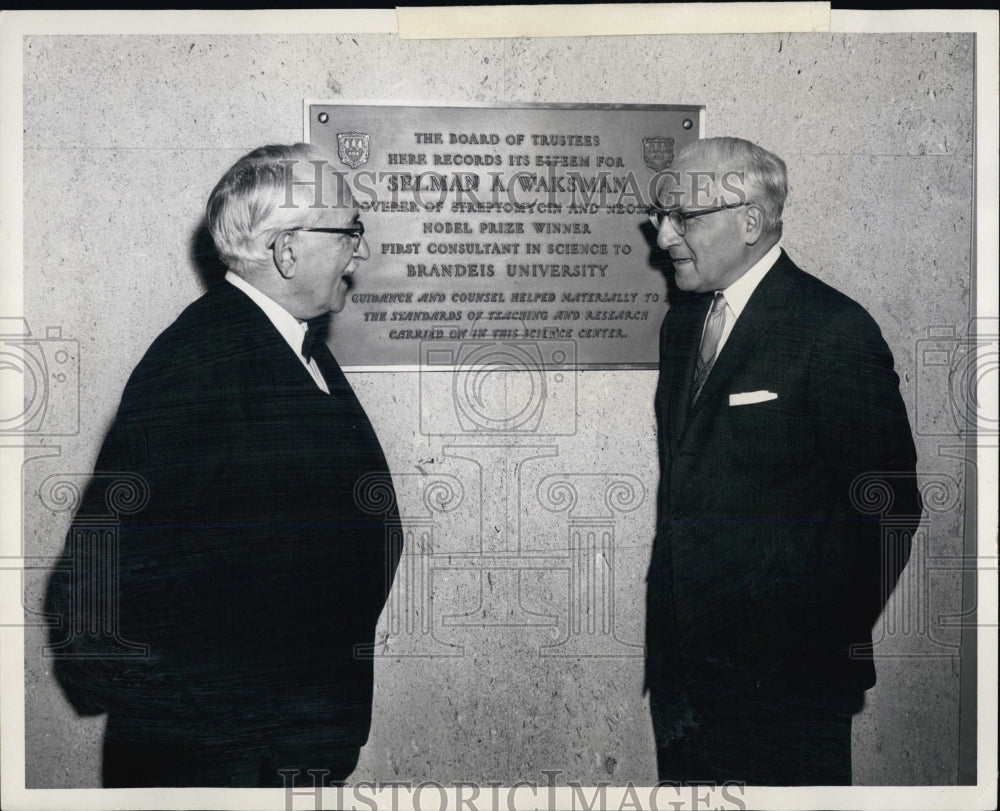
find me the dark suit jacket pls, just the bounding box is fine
[646,251,921,710]
[45,281,401,783]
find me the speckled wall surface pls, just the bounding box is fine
[21,32,973,787]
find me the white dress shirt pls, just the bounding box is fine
[704,243,782,361]
[225,271,329,394]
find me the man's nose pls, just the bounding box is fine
[656,219,683,251]
[355,235,371,260]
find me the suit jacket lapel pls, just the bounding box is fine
[663,293,712,451]
[684,251,798,425]
[212,281,330,393]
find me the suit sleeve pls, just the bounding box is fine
[44,412,150,716]
[807,304,923,637]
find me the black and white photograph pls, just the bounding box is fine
[0,5,996,810]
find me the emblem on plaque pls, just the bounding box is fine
[642,136,675,171]
[337,132,370,168]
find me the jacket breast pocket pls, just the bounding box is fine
[726,389,814,475]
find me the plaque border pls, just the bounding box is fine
[304,99,705,374]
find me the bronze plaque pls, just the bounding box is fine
[307,102,702,370]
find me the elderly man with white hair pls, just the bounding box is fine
[46,143,400,787]
[645,136,922,785]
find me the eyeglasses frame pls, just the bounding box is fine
[646,202,750,236]
[267,221,365,250]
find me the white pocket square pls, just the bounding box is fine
[729,390,778,406]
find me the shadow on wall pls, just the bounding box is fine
[190,218,228,288]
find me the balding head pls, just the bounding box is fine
[670,137,788,241]
[651,137,787,292]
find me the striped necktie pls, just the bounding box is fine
[692,292,727,401]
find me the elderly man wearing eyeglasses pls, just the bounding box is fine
[644,136,922,785]
[45,144,401,787]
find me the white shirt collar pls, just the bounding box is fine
[720,242,782,320]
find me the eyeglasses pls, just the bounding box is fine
[646,202,748,236]
[267,221,365,250]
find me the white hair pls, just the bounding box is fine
[206,143,343,274]
[675,137,788,239]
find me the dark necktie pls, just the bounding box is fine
[692,291,727,402]
[301,314,349,391]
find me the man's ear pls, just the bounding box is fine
[743,204,765,247]
[271,231,297,279]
